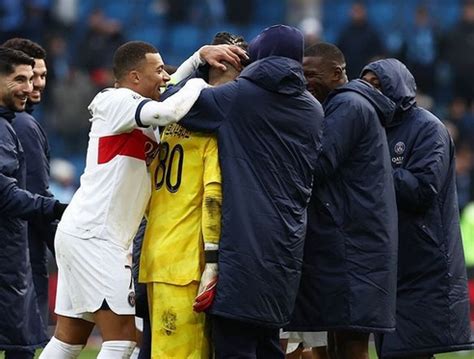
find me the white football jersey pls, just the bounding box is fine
[58,88,159,249]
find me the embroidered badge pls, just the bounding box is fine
[128,291,136,307]
[162,308,177,336]
[394,141,405,155]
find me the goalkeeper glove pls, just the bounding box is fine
[193,243,218,312]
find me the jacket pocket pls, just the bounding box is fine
[316,197,343,227]
[415,223,439,247]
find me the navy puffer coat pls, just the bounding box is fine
[13,108,56,334]
[288,80,399,333]
[178,56,324,327]
[362,58,474,357]
[0,106,57,351]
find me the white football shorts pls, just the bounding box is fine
[54,228,136,322]
[287,331,328,353]
[289,331,327,348]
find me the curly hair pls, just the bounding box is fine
[211,32,248,51]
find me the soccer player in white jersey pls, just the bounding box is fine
[39,41,247,359]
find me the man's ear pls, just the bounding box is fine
[333,66,344,82]
[129,70,140,84]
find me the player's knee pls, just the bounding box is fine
[39,336,84,359]
[97,340,137,359]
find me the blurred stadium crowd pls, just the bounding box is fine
[2,0,474,325]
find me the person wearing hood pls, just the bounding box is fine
[361,58,474,358]
[174,24,324,358]
[288,42,398,359]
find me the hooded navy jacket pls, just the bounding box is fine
[13,106,52,198]
[362,59,474,357]
[288,79,398,333]
[0,106,57,351]
[176,55,324,327]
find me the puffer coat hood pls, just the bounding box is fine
[361,58,416,113]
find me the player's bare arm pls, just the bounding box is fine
[138,78,209,127]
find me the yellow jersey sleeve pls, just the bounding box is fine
[202,139,222,245]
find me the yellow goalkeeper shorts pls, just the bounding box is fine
[147,281,210,359]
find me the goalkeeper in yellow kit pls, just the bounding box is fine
[139,32,248,358]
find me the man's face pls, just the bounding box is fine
[361,71,381,90]
[303,56,348,103]
[29,58,47,104]
[136,53,170,101]
[0,64,33,111]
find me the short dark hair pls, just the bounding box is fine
[2,38,47,59]
[113,41,158,80]
[212,32,248,51]
[305,42,345,64]
[0,47,35,76]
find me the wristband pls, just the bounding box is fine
[205,250,219,263]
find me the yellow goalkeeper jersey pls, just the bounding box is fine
[139,123,222,285]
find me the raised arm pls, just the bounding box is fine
[137,78,209,127]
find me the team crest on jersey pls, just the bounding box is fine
[394,141,405,155]
[128,291,136,307]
